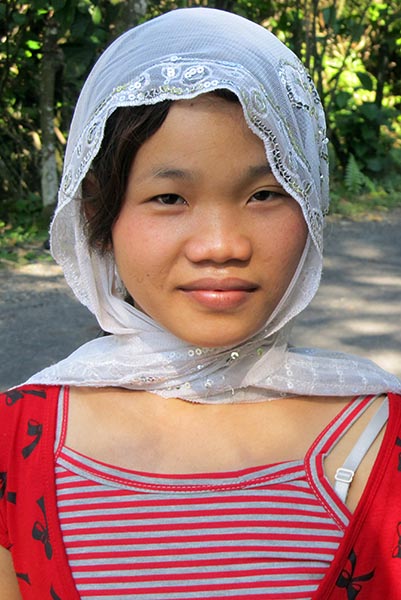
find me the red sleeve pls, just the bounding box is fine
[0,385,79,599]
[315,392,401,598]
[0,387,50,550]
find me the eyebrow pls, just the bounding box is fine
[149,163,272,182]
[151,167,194,180]
[246,164,272,178]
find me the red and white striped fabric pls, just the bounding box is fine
[55,396,376,599]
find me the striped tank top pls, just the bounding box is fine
[55,392,380,599]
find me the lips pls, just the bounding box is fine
[179,278,258,310]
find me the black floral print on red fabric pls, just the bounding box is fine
[0,471,6,499]
[51,585,62,599]
[336,549,375,599]
[3,388,46,406]
[32,496,53,560]
[392,522,401,558]
[22,419,43,459]
[395,437,401,471]
[16,572,31,585]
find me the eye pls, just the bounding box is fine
[152,193,187,206]
[250,189,286,202]
[250,190,275,202]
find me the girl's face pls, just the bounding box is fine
[112,95,308,347]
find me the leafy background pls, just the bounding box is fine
[1,0,401,262]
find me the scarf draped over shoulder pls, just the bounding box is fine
[26,8,401,402]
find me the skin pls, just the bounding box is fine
[111,95,308,347]
[0,95,386,596]
[0,546,22,599]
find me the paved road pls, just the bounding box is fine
[1,212,400,392]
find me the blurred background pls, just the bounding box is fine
[1,0,401,250]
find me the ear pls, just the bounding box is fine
[82,170,99,221]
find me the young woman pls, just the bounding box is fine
[1,8,400,599]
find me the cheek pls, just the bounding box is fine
[112,218,145,280]
[112,216,172,294]
[266,211,308,287]
[289,217,308,261]
[281,203,308,256]
[285,230,308,277]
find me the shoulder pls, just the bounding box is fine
[0,384,62,500]
[0,385,62,460]
[0,385,77,597]
[0,384,61,417]
[0,384,61,406]
[0,385,49,408]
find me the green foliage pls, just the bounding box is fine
[0,220,50,266]
[329,181,401,218]
[332,101,397,174]
[0,0,123,225]
[344,155,374,195]
[1,0,401,231]
[330,143,401,217]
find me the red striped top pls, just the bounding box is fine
[55,393,376,599]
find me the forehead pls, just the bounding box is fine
[129,95,271,185]
[142,94,265,152]
[170,93,246,127]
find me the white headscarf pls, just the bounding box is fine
[27,8,401,402]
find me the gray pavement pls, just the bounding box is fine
[1,212,400,392]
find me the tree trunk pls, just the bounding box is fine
[375,42,389,111]
[40,17,60,208]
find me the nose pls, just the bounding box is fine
[184,205,252,264]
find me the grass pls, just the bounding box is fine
[329,140,401,218]
[329,187,401,220]
[0,220,52,268]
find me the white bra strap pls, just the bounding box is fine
[334,397,389,504]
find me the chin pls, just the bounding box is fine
[177,328,260,349]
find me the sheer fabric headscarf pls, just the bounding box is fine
[27,8,401,402]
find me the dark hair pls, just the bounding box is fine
[82,89,239,252]
[82,101,172,252]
